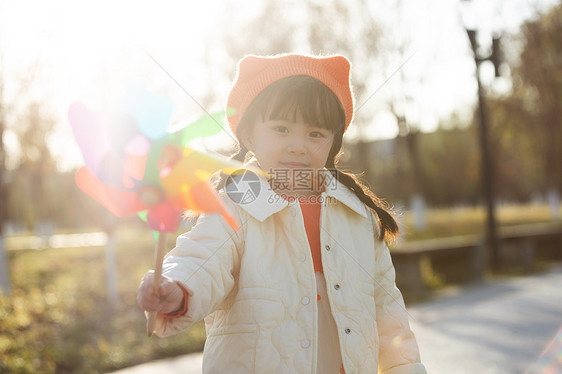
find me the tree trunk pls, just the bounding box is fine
[0,100,10,295]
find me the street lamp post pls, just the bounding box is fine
[466,28,502,272]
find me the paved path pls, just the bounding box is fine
[109,353,204,374]
[410,265,562,373]
[5,232,108,250]
[109,265,562,374]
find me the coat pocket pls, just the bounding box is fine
[203,324,258,373]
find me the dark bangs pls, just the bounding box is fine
[238,76,346,135]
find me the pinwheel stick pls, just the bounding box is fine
[147,232,168,336]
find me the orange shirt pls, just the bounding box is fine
[299,198,323,273]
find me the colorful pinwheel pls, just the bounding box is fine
[69,80,246,334]
[69,81,243,232]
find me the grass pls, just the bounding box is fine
[398,203,561,241]
[0,225,206,374]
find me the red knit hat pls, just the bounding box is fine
[226,54,354,137]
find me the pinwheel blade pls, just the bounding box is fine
[169,109,235,146]
[75,167,146,217]
[122,80,174,140]
[68,102,109,174]
[168,180,238,231]
[146,202,183,233]
[159,147,257,194]
[123,153,147,188]
[191,181,238,231]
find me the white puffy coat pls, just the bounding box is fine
[154,172,426,374]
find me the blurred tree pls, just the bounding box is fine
[4,101,107,230]
[0,70,5,230]
[305,0,382,117]
[210,0,298,82]
[6,103,56,231]
[486,95,543,201]
[0,20,52,233]
[420,125,480,206]
[506,3,562,198]
[390,101,427,227]
[348,120,481,208]
[199,0,300,148]
[474,1,562,217]
[381,0,431,228]
[0,51,9,294]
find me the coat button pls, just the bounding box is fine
[301,339,310,348]
[345,328,351,334]
[301,296,310,305]
[325,245,331,251]
[334,284,340,290]
[291,209,297,217]
[300,253,306,262]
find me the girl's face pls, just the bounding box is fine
[243,111,335,196]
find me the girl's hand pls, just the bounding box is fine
[137,271,184,314]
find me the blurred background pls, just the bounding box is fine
[0,0,561,373]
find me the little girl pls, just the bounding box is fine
[137,54,426,374]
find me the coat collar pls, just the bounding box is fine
[223,160,369,221]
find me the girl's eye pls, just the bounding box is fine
[309,131,325,138]
[273,126,289,133]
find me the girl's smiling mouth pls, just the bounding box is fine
[280,162,309,168]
